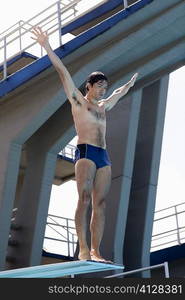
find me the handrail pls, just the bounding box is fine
[0,0,81,80]
[46,199,185,256]
[0,0,105,80]
[154,201,185,214]
[48,212,75,222]
[0,0,138,80]
[0,20,25,37]
[152,238,185,250]
[47,221,75,230]
[0,0,80,46]
[48,215,76,236]
[152,227,185,241]
[12,198,185,257]
[154,210,185,222]
[151,202,185,251]
[45,214,77,257]
[59,143,76,160]
[0,0,80,42]
[105,262,170,278]
[44,236,75,244]
[46,223,67,241]
[12,201,185,256]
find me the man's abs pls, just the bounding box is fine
[76,125,106,149]
[72,104,106,148]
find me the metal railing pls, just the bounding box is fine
[0,0,140,81]
[44,212,170,278]
[0,0,106,80]
[12,202,185,258]
[151,202,185,251]
[11,200,185,258]
[44,214,77,257]
[105,262,170,278]
[0,0,81,80]
[59,143,76,160]
[123,0,128,9]
[44,201,185,257]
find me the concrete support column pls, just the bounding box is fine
[0,142,22,270]
[7,144,57,268]
[6,102,75,269]
[101,90,142,264]
[123,75,169,277]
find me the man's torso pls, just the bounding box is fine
[71,98,106,149]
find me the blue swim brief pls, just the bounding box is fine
[74,144,111,169]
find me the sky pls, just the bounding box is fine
[1,0,185,253]
[1,0,56,32]
[155,66,185,210]
[0,0,103,62]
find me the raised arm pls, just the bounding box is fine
[31,27,84,106]
[102,73,138,111]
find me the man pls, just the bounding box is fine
[31,27,138,262]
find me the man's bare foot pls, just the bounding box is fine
[90,249,113,264]
[78,250,91,260]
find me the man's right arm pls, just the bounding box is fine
[31,27,84,106]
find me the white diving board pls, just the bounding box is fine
[0,260,124,278]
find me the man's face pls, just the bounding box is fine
[89,80,108,100]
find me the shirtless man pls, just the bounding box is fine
[31,27,138,262]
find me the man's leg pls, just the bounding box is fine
[90,165,112,261]
[75,158,96,260]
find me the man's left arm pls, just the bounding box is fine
[102,73,138,111]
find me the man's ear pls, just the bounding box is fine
[86,83,91,91]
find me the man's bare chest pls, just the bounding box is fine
[87,104,106,121]
[72,102,106,124]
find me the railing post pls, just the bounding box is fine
[18,21,22,52]
[41,45,43,57]
[105,263,170,278]
[124,0,128,9]
[57,0,62,46]
[164,261,170,278]
[66,218,70,256]
[3,36,7,80]
[174,205,181,245]
[72,234,75,256]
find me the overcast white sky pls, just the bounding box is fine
[1,0,185,252]
[156,66,185,209]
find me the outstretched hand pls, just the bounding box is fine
[129,73,138,87]
[31,26,49,48]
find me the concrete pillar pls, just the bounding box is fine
[123,75,169,277]
[7,102,75,269]
[101,90,142,264]
[0,142,22,269]
[0,71,63,270]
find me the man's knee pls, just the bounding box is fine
[80,188,92,205]
[93,197,106,211]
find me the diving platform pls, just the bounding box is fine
[0,260,124,278]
